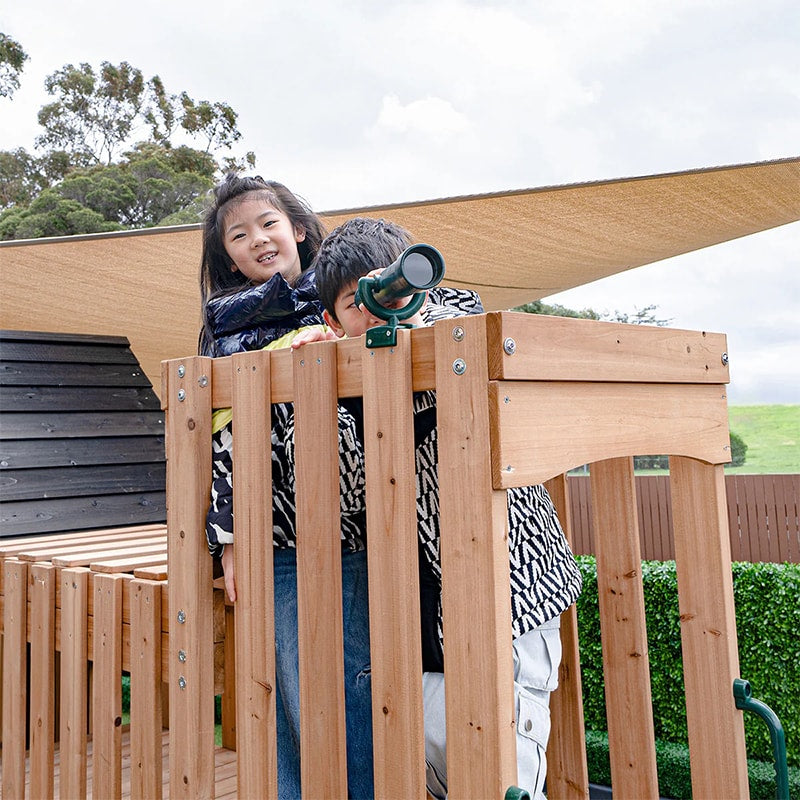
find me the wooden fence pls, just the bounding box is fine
[568,473,800,563]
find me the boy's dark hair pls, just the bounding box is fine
[313,217,413,318]
[199,173,326,304]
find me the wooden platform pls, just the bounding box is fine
[0,728,238,800]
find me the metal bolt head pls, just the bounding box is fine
[177,610,186,624]
[177,389,186,402]
[178,650,187,662]
[178,676,187,690]
[177,365,186,378]
[198,374,208,387]
[452,358,467,375]
[721,352,729,366]
[503,337,517,356]
[452,326,465,342]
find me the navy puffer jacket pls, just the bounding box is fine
[201,269,324,357]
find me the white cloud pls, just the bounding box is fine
[368,94,472,144]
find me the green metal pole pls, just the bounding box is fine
[733,677,789,800]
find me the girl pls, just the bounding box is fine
[199,174,374,799]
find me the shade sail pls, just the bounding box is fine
[1,157,798,394]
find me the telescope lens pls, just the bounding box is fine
[401,251,436,287]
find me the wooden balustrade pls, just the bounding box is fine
[0,311,749,798]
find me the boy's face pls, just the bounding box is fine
[323,279,426,339]
[323,282,385,339]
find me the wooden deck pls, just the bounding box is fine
[0,729,238,799]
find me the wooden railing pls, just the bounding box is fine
[568,473,800,563]
[1,311,752,798]
[163,311,748,799]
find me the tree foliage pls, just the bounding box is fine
[0,33,28,98]
[0,46,254,239]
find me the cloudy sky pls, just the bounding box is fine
[1,0,798,404]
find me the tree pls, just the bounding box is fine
[36,61,148,165]
[0,33,28,99]
[0,187,120,239]
[179,93,242,154]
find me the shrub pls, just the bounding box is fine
[576,557,800,769]
[730,430,748,466]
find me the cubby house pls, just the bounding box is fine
[1,158,798,798]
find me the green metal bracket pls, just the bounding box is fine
[357,276,427,349]
[733,677,789,800]
[504,787,531,800]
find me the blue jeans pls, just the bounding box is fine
[273,546,374,799]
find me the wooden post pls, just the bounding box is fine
[29,563,57,799]
[2,559,28,799]
[92,572,124,800]
[670,457,749,798]
[591,457,658,798]
[164,355,216,799]
[294,341,349,798]
[362,330,426,799]
[545,473,590,800]
[230,350,278,799]
[434,315,517,799]
[130,578,164,800]
[60,567,89,799]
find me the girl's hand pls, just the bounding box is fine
[290,327,338,349]
[221,544,236,602]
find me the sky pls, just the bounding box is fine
[1,0,799,405]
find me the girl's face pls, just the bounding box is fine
[223,195,306,285]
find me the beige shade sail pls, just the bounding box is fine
[1,156,798,394]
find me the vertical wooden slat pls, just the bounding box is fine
[294,341,349,798]
[29,563,57,799]
[436,315,517,800]
[60,566,89,800]
[362,330,426,799]
[92,572,124,800]
[230,350,277,799]
[670,457,749,798]
[725,475,744,561]
[130,578,163,800]
[761,475,783,563]
[657,475,674,560]
[777,474,800,562]
[164,356,216,799]
[590,457,659,798]
[544,473,589,800]
[2,558,28,800]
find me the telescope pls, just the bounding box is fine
[354,243,445,348]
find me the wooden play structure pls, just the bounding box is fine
[1,309,750,798]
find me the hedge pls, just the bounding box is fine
[575,556,800,771]
[585,729,800,799]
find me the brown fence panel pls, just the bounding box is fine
[568,473,799,563]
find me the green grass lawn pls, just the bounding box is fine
[727,404,799,474]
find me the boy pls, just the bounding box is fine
[301,217,583,800]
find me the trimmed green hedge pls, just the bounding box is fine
[576,557,800,771]
[585,729,800,799]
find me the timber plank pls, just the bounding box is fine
[294,341,348,798]
[362,329,426,800]
[1,384,159,412]
[1,462,166,501]
[0,360,151,387]
[1,492,166,537]
[0,435,165,469]
[230,349,278,798]
[2,410,164,440]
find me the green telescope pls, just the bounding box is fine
[354,243,446,348]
